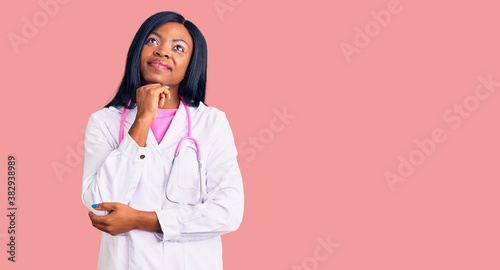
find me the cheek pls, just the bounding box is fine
[179,57,191,71]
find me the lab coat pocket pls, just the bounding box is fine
[183,237,223,270]
[98,233,129,270]
[165,145,204,205]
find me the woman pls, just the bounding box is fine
[81,11,244,269]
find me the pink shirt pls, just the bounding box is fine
[151,108,178,144]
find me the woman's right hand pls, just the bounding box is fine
[135,83,171,122]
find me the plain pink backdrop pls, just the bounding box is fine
[1,0,500,269]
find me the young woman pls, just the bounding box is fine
[81,11,244,269]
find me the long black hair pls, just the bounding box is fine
[105,11,207,109]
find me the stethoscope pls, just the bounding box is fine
[119,94,203,206]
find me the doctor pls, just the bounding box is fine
[81,11,244,269]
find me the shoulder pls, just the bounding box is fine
[194,103,238,157]
[85,106,129,147]
[86,106,126,136]
[90,106,123,121]
[88,105,129,126]
[192,101,230,127]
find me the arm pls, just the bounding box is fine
[89,202,162,235]
[81,113,151,216]
[82,83,169,213]
[153,112,245,242]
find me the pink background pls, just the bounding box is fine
[1,0,500,269]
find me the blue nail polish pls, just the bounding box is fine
[92,204,98,208]
[169,96,171,101]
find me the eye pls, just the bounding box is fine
[173,44,185,52]
[145,37,159,45]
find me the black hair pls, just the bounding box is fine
[104,11,207,109]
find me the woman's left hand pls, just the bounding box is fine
[88,202,139,236]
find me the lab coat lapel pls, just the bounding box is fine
[161,101,205,150]
[146,126,158,148]
[158,99,187,148]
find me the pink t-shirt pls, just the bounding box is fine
[151,108,178,144]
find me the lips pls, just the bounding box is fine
[147,59,171,71]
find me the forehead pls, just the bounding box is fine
[150,22,193,46]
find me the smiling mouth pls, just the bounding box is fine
[147,60,171,71]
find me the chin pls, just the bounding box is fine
[142,77,164,85]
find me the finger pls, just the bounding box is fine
[151,85,167,97]
[141,83,162,94]
[152,85,170,102]
[95,202,116,211]
[163,85,171,101]
[165,85,171,101]
[159,93,165,107]
[88,211,107,225]
[90,218,108,232]
[92,203,104,210]
[89,211,104,227]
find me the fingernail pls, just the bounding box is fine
[92,204,98,208]
[169,96,171,101]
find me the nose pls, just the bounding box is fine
[154,48,170,58]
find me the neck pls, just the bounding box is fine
[158,95,180,109]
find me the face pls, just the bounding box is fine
[140,22,194,86]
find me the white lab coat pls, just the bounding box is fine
[81,100,244,270]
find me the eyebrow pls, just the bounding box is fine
[151,31,191,49]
